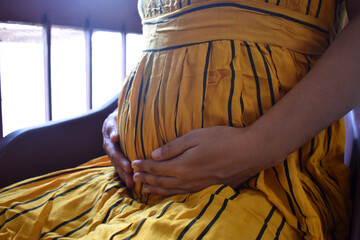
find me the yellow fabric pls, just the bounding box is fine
[0,0,351,239]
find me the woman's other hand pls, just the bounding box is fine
[102,110,134,188]
[132,126,278,196]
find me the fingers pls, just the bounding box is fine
[151,132,196,161]
[113,163,135,188]
[108,146,134,188]
[102,110,134,187]
[133,172,179,189]
[132,159,182,177]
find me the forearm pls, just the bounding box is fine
[252,13,360,166]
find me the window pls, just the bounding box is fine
[0,22,144,137]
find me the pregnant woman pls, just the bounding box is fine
[1,0,359,239]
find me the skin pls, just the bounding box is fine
[103,0,360,197]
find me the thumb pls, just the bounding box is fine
[151,134,193,161]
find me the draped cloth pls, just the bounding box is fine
[0,0,351,239]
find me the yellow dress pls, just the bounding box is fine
[0,0,351,239]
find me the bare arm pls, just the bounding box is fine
[253,0,360,164]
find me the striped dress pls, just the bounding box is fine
[0,0,351,239]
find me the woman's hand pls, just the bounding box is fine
[132,126,278,196]
[102,110,134,188]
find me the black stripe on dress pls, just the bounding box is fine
[0,184,66,217]
[196,198,229,240]
[316,0,322,18]
[103,198,136,237]
[254,175,260,188]
[283,160,309,232]
[255,206,277,240]
[109,227,130,240]
[123,216,151,240]
[201,42,212,128]
[304,54,311,72]
[118,199,135,215]
[299,148,303,172]
[255,43,275,106]
[121,68,138,158]
[0,171,114,231]
[122,102,131,157]
[305,166,336,226]
[0,166,111,196]
[140,66,153,159]
[326,126,332,154]
[228,40,236,127]
[244,41,264,116]
[53,219,90,240]
[154,59,165,144]
[188,0,191,5]
[134,76,145,158]
[320,127,339,187]
[157,196,188,219]
[114,197,188,239]
[179,0,182,8]
[265,45,281,92]
[272,167,304,235]
[274,217,286,240]
[309,138,315,157]
[306,0,311,15]
[229,191,240,200]
[40,183,120,239]
[174,83,181,137]
[102,197,126,223]
[272,167,297,216]
[2,180,120,223]
[175,52,185,138]
[239,92,247,127]
[177,185,226,240]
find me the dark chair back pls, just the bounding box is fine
[0,94,118,188]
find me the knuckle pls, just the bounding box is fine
[151,176,161,186]
[214,171,227,180]
[144,162,157,174]
[157,188,170,197]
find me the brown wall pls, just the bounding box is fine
[0,0,142,33]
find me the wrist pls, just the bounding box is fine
[247,119,288,169]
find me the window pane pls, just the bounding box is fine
[0,23,46,136]
[126,33,145,76]
[51,26,87,121]
[92,30,123,109]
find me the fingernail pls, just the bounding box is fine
[152,148,161,159]
[132,160,139,170]
[133,173,140,182]
[110,131,117,139]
